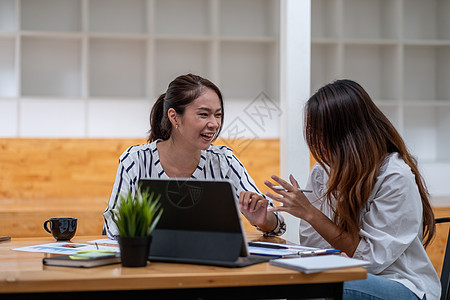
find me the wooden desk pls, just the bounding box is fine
[0,235,366,299]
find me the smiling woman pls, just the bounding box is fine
[156,87,223,177]
[102,74,286,240]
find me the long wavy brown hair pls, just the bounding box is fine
[304,79,435,247]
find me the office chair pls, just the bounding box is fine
[436,217,450,300]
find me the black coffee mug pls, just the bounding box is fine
[44,217,77,241]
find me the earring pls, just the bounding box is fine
[176,124,178,129]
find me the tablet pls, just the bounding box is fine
[140,178,270,267]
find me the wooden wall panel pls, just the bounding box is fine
[0,138,279,237]
[0,138,145,202]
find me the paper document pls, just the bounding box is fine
[13,242,119,255]
[270,255,370,273]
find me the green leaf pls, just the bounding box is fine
[111,186,163,238]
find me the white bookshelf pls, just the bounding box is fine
[0,0,280,137]
[311,0,450,197]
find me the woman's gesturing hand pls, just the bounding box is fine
[264,174,315,222]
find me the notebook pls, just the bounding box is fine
[139,178,271,267]
[270,255,370,274]
[43,251,120,268]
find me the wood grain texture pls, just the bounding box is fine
[0,138,144,201]
[0,236,366,294]
[0,138,279,237]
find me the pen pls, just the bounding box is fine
[272,186,313,193]
[248,242,288,249]
[300,249,341,257]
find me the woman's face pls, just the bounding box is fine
[176,88,222,150]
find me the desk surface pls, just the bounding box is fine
[0,234,367,295]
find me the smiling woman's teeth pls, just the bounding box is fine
[201,133,214,138]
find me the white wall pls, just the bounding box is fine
[0,97,280,139]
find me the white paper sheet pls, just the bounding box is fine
[13,242,119,255]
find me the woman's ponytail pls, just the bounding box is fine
[148,93,170,142]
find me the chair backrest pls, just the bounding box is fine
[436,217,450,300]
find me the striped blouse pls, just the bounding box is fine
[103,140,285,239]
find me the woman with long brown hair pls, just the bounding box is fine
[265,79,440,299]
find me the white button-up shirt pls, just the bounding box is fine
[299,153,440,300]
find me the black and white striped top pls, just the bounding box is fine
[103,140,285,238]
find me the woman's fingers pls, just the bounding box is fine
[289,174,300,189]
[238,191,252,210]
[269,175,299,192]
[239,191,268,213]
[265,192,286,204]
[252,196,268,212]
[247,194,260,212]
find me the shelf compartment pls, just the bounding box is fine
[404,0,450,40]
[311,0,339,39]
[21,37,81,97]
[89,38,147,98]
[155,0,211,36]
[404,107,450,161]
[20,0,81,32]
[219,0,279,37]
[0,0,16,31]
[404,46,450,101]
[220,41,278,100]
[87,99,150,138]
[343,0,399,40]
[154,40,211,96]
[0,38,16,97]
[343,44,399,101]
[89,0,147,34]
[311,43,340,94]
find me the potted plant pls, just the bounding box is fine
[112,187,163,267]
